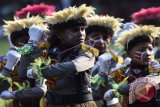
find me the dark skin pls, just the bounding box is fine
[54,26,86,61]
[10,29,29,47]
[55,26,86,50]
[154,37,160,47]
[86,31,112,55]
[13,35,29,47]
[127,42,153,66]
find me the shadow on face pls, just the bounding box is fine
[10,28,29,47]
[54,26,86,48]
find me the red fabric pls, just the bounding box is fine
[131,7,160,24]
[15,3,55,19]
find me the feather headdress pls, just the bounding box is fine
[115,25,160,48]
[15,3,55,19]
[86,15,123,33]
[131,7,160,26]
[3,16,48,36]
[45,4,95,26]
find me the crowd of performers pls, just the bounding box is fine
[1,3,160,107]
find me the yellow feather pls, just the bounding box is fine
[3,16,49,36]
[86,15,123,33]
[115,25,160,47]
[45,4,95,25]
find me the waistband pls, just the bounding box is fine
[46,93,93,105]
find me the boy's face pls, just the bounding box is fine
[14,35,29,47]
[127,42,153,66]
[154,37,160,47]
[86,31,111,55]
[10,29,29,47]
[57,26,86,47]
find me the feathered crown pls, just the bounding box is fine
[115,25,160,48]
[86,15,123,33]
[131,7,160,25]
[45,4,95,26]
[15,3,55,19]
[3,16,49,36]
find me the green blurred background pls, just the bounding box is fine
[0,37,9,56]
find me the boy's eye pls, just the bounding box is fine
[139,47,153,52]
[138,47,146,52]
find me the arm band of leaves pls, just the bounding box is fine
[15,45,33,55]
[29,57,51,78]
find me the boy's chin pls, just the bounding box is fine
[142,62,150,66]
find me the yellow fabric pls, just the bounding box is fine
[108,49,117,61]
[40,97,46,107]
[81,44,99,57]
[108,49,124,65]
[0,99,13,107]
[117,56,124,65]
